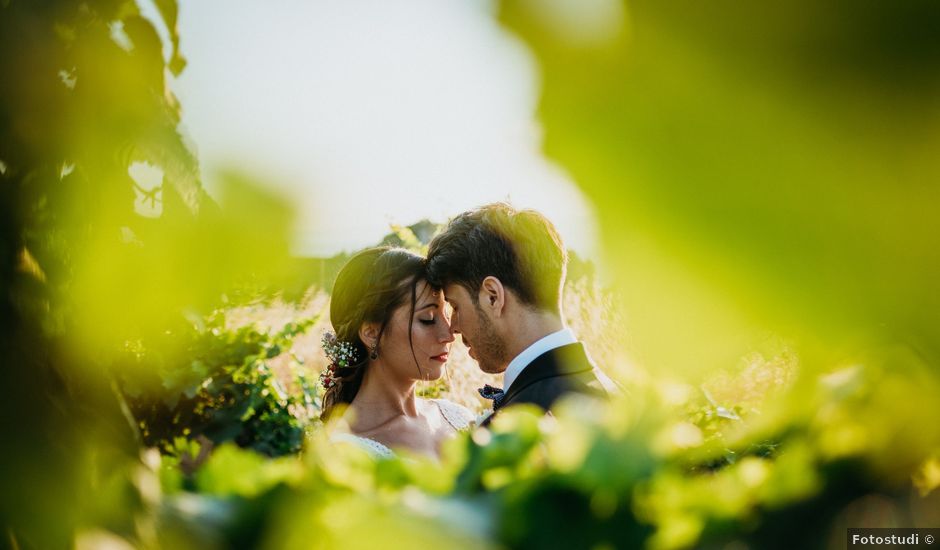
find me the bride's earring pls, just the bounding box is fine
[369,344,378,360]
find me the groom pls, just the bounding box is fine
[426,203,615,425]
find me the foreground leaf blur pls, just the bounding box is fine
[2,1,939,549]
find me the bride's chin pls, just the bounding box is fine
[421,364,444,381]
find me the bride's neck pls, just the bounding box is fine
[350,360,418,421]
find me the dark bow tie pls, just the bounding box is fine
[478,384,505,409]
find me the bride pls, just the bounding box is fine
[319,246,475,459]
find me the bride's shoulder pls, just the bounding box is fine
[428,398,477,431]
[329,431,395,459]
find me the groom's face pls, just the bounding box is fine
[443,283,508,374]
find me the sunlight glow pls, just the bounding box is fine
[166,0,599,257]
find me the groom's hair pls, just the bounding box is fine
[427,203,567,313]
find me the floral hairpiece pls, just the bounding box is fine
[319,332,361,390]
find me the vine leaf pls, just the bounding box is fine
[123,15,165,91]
[152,0,187,76]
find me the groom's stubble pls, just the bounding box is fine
[471,301,510,374]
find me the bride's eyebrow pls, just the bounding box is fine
[416,303,438,312]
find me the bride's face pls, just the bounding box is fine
[379,280,454,381]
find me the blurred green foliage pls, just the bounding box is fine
[78,369,940,549]
[1,0,296,546]
[4,0,940,549]
[500,0,940,377]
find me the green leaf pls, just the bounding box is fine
[151,0,187,76]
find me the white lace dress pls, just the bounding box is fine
[330,399,476,459]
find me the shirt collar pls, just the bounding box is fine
[502,328,578,391]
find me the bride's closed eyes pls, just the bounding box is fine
[418,312,448,326]
[416,302,442,326]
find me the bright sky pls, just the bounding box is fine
[152,0,601,257]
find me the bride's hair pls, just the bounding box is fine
[320,246,426,421]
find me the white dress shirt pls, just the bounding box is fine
[502,328,578,392]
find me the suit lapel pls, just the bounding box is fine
[500,342,594,406]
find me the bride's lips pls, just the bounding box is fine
[430,353,449,363]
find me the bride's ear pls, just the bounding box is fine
[479,276,506,317]
[358,322,380,351]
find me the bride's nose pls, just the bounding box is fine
[439,322,456,343]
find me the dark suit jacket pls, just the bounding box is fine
[481,342,610,426]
